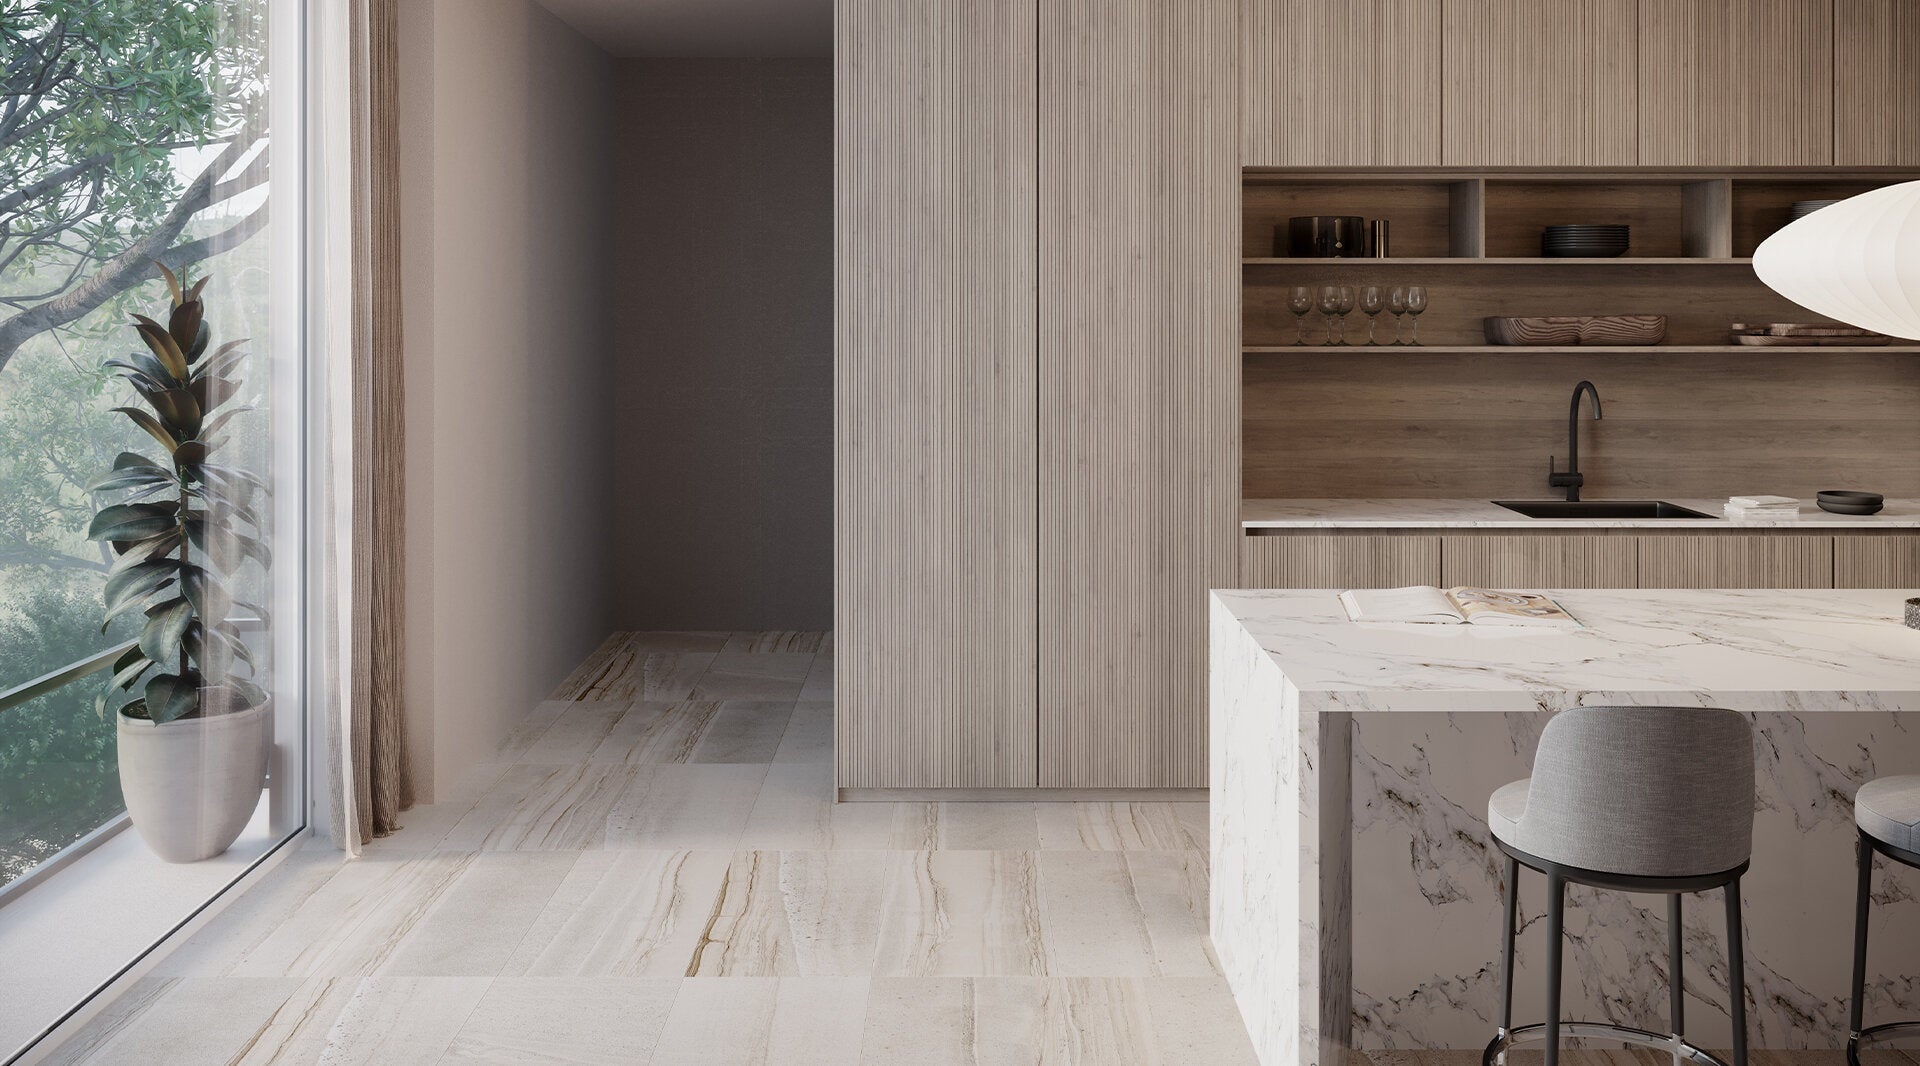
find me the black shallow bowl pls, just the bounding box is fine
[1818,490,1884,515]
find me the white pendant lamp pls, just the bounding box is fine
[1752,180,1920,341]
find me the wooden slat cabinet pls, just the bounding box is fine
[1636,534,1834,588]
[1835,535,1920,588]
[1637,0,1835,165]
[1441,534,1637,588]
[1441,0,1637,165]
[1039,0,1240,789]
[1836,0,1920,164]
[1241,0,1441,166]
[834,0,1041,788]
[1242,534,1442,588]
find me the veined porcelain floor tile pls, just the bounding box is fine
[723,631,827,653]
[492,703,564,761]
[625,631,733,653]
[1117,851,1219,977]
[890,803,1041,850]
[689,652,811,700]
[686,851,801,976]
[870,851,1047,977]
[521,702,628,764]
[229,852,476,978]
[230,977,361,1065]
[300,975,488,1065]
[778,850,901,976]
[589,700,722,764]
[378,851,578,976]
[649,977,868,1065]
[365,766,511,853]
[605,763,768,850]
[553,640,713,703]
[1139,975,1261,1064]
[798,658,834,702]
[1035,851,1217,978]
[548,633,633,700]
[773,701,834,764]
[690,701,795,763]
[443,763,633,851]
[739,763,897,851]
[149,847,348,977]
[41,976,299,1066]
[818,632,835,656]
[437,977,680,1064]
[858,977,1163,1065]
[1034,802,1208,852]
[501,850,731,977]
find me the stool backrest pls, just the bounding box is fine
[1516,705,1755,878]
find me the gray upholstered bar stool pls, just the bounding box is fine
[1482,706,1756,1066]
[1848,774,1920,1065]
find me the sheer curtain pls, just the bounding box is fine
[316,0,406,856]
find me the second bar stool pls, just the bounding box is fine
[1482,705,1756,1066]
[1848,774,1920,1065]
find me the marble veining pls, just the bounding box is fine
[1211,589,1920,1064]
[1242,497,1920,529]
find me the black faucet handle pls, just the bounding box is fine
[1547,456,1584,488]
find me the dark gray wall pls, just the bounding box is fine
[610,59,833,631]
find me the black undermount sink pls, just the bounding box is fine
[1493,499,1717,520]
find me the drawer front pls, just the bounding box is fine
[1636,534,1833,588]
[1241,534,1441,588]
[1835,535,1920,588]
[1442,534,1637,588]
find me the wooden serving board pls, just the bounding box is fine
[1733,333,1892,346]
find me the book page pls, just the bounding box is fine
[1339,586,1465,624]
[1444,587,1581,627]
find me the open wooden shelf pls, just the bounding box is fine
[1243,344,1920,355]
[1243,257,1755,266]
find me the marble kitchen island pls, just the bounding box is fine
[1210,587,1920,1065]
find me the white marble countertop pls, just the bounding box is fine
[1242,497,1920,529]
[1212,586,1920,710]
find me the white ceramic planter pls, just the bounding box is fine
[116,699,272,863]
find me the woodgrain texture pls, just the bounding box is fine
[1637,0,1835,166]
[1635,534,1834,588]
[1241,534,1441,588]
[1834,534,1920,588]
[1836,0,1920,164]
[1440,534,1638,587]
[835,0,1040,788]
[1242,351,1920,500]
[1442,0,1638,165]
[1241,0,1441,166]
[1039,0,1239,788]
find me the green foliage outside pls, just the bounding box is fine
[0,0,271,886]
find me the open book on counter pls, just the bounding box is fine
[1338,586,1582,627]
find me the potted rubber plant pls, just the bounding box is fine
[87,263,271,863]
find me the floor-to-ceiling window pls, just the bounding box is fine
[0,0,306,1054]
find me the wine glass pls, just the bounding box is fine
[1387,286,1409,344]
[1315,285,1342,345]
[1332,286,1356,345]
[1287,286,1314,345]
[1405,285,1429,346]
[1357,286,1384,345]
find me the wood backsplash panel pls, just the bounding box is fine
[1243,351,1920,499]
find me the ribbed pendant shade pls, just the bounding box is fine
[1751,180,1920,341]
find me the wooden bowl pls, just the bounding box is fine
[1484,316,1582,345]
[1484,315,1665,346]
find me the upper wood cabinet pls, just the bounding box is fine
[1442,0,1637,165]
[1637,0,1835,165]
[1242,0,1441,166]
[834,0,1040,789]
[1836,0,1920,164]
[1039,0,1240,788]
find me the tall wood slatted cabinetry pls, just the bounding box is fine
[836,0,1240,792]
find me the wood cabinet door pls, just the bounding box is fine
[1242,534,1442,588]
[1242,0,1441,166]
[1836,0,1920,164]
[1637,0,1834,165]
[1636,535,1834,588]
[1442,0,1637,165]
[1835,535,1920,588]
[1441,535,1637,588]
[835,0,1040,788]
[1038,0,1239,788]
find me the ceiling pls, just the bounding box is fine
[535,0,832,58]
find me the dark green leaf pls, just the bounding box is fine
[131,315,189,380]
[181,567,228,620]
[198,405,255,440]
[189,375,241,412]
[229,676,267,711]
[144,673,203,724]
[109,531,183,574]
[170,299,204,354]
[134,386,203,438]
[111,406,181,454]
[114,451,170,474]
[88,502,181,542]
[174,440,211,466]
[192,339,249,382]
[87,464,174,494]
[139,598,195,662]
[104,560,180,617]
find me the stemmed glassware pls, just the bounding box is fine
[1358,286,1385,345]
[1287,286,1314,345]
[1332,286,1355,344]
[1315,286,1342,344]
[1387,286,1409,344]
[1404,285,1428,346]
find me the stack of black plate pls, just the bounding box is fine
[1790,200,1839,221]
[1817,490,1884,515]
[1542,224,1630,258]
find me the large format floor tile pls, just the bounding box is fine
[44,632,1246,1066]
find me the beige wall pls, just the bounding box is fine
[609,59,834,632]
[399,0,617,798]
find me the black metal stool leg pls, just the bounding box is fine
[1545,872,1564,1066]
[1850,829,1873,1064]
[1500,854,1518,1037]
[1668,893,1685,1039]
[1725,876,1747,1066]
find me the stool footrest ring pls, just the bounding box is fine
[1848,1020,1920,1066]
[1484,1022,1731,1066]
